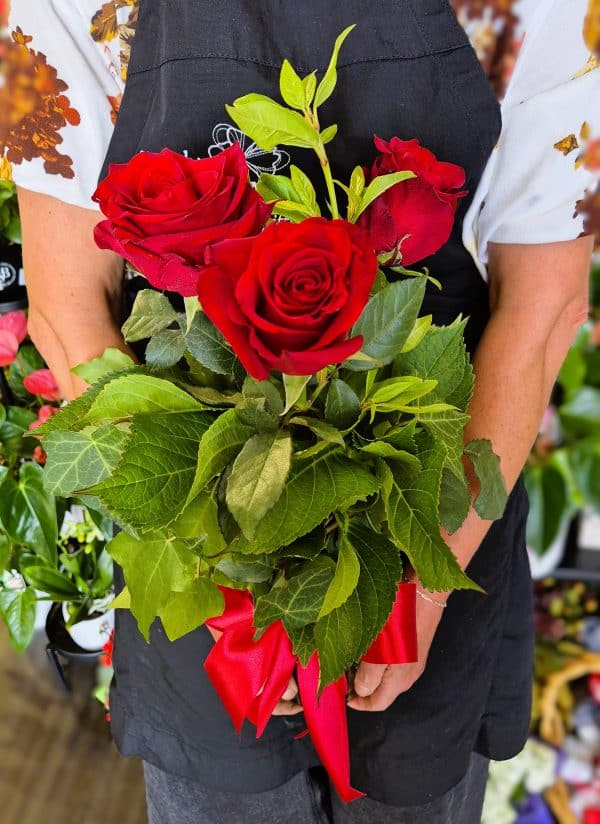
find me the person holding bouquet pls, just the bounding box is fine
[10,1,599,822]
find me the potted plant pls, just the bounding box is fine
[525,261,600,577]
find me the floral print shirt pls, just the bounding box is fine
[4,0,600,270]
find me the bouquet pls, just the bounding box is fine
[38,26,507,800]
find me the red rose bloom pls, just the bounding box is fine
[359,136,467,265]
[93,145,272,296]
[198,218,377,380]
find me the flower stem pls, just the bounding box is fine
[316,142,339,220]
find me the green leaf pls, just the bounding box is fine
[400,315,433,354]
[110,586,131,610]
[286,622,317,667]
[524,464,570,554]
[215,557,274,583]
[7,344,45,400]
[35,372,131,435]
[91,411,214,530]
[256,172,299,204]
[72,348,134,384]
[315,519,401,685]
[0,534,10,572]
[232,452,379,555]
[369,376,437,406]
[226,94,319,151]
[464,439,508,521]
[82,374,202,426]
[0,587,36,652]
[354,171,416,220]
[320,124,338,145]
[235,398,279,433]
[183,312,237,376]
[187,409,254,502]
[171,490,226,555]
[0,464,57,565]
[394,319,474,410]
[380,420,419,452]
[254,557,335,630]
[107,531,198,640]
[121,290,178,342]
[226,432,293,539]
[282,374,311,414]
[279,59,306,110]
[359,441,422,473]
[243,377,284,416]
[324,380,361,429]
[183,296,200,333]
[0,406,37,460]
[290,165,320,214]
[348,279,426,370]
[418,410,470,478]
[159,578,224,641]
[314,25,355,109]
[380,447,476,592]
[43,425,129,496]
[23,566,81,601]
[560,387,600,438]
[569,438,600,512]
[290,416,345,446]
[318,533,360,619]
[439,466,472,535]
[558,342,587,395]
[145,328,186,369]
[302,72,317,108]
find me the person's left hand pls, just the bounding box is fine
[347,592,448,711]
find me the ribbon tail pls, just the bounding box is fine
[363,582,418,664]
[297,654,365,803]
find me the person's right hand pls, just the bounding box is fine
[205,625,303,716]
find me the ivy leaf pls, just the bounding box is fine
[325,380,361,429]
[145,328,186,369]
[348,279,426,370]
[226,94,319,151]
[0,464,57,565]
[226,432,293,539]
[232,453,379,555]
[72,348,134,384]
[279,59,306,110]
[90,411,214,530]
[254,557,335,630]
[158,579,224,642]
[318,533,360,619]
[82,374,202,425]
[183,312,238,376]
[394,319,473,410]
[0,587,36,652]
[107,531,198,640]
[43,425,129,496]
[187,409,254,502]
[286,622,317,667]
[314,24,356,108]
[315,518,401,685]
[121,289,178,342]
[380,446,477,592]
[464,440,508,521]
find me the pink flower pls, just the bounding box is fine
[0,329,19,366]
[32,446,47,465]
[0,310,27,344]
[23,369,61,401]
[29,405,59,430]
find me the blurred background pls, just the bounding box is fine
[1,1,600,823]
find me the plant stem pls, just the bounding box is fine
[316,142,339,220]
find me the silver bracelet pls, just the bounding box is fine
[416,588,447,609]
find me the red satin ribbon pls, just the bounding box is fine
[205,583,417,803]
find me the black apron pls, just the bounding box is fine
[104,0,534,806]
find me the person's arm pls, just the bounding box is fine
[349,235,594,710]
[18,189,132,399]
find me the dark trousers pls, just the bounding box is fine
[144,753,490,824]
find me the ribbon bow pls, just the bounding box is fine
[205,583,417,802]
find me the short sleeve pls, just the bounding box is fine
[463,0,600,278]
[3,1,136,209]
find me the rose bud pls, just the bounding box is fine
[359,136,467,266]
[93,145,272,296]
[198,218,377,380]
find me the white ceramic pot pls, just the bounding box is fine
[527,517,571,580]
[61,604,115,651]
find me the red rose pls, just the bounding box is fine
[359,137,467,266]
[93,145,272,297]
[198,218,377,380]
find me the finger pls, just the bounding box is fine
[281,677,298,702]
[272,700,304,716]
[348,665,420,712]
[353,662,388,697]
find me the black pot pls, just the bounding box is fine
[45,603,101,694]
[0,241,27,312]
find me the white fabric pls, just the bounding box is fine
[7,1,127,209]
[464,0,600,278]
